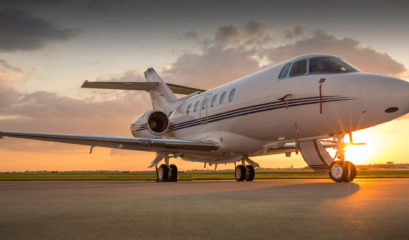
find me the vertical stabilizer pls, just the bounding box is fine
[144,68,177,113]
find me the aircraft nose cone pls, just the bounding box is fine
[377,76,409,116]
[358,74,409,125]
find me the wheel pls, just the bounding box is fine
[343,161,356,182]
[245,165,255,181]
[157,164,169,182]
[168,164,178,182]
[235,165,246,181]
[329,161,347,183]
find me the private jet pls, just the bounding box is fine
[1,53,408,183]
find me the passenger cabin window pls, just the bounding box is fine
[229,88,236,102]
[194,101,200,112]
[279,63,291,79]
[202,98,209,110]
[211,95,217,107]
[220,91,226,104]
[186,104,192,114]
[309,57,358,74]
[289,60,306,77]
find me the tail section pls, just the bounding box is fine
[144,68,177,112]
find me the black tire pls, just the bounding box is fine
[235,165,246,181]
[343,161,356,182]
[245,165,255,181]
[168,164,178,182]
[157,164,169,182]
[329,161,347,183]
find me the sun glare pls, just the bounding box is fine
[343,130,381,165]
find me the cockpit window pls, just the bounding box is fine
[289,60,306,77]
[279,63,291,79]
[310,57,358,74]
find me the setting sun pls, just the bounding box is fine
[343,129,382,165]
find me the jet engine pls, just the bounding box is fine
[130,110,169,138]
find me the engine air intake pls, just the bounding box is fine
[148,111,169,133]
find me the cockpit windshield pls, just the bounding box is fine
[309,57,358,74]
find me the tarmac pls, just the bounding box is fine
[0,179,408,240]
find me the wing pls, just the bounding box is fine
[0,131,219,152]
[81,81,205,95]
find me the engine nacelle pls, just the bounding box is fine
[130,110,170,138]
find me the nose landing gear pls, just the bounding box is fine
[329,160,356,182]
[329,133,357,183]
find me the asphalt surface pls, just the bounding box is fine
[0,179,408,240]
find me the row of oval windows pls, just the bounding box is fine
[187,88,236,114]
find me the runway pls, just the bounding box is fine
[0,179,408,240]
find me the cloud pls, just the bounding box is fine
[215,25,241,44]
[0,61,150,153]
[282,24,304,39]
[163,46,260,89]
[0,59,22,73]
[214,21,271,47]
[241,20,272,45]
[205,23,406,76]
[0,62,152,156]
[0,59,24,85]
[0,59,23,75]
[162,21,275,88]
[178,30,199,41]
[0,9,80,52]
[0,79,153,153]
[163,22,407,90]
[265,31,406,75]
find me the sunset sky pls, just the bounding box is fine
[1,0,409,171]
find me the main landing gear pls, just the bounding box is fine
[234,157,259,182]
[154,154,178,182]
[235,165,255,181]
[156,164,178,182]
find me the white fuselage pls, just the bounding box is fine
[132,54,409,164]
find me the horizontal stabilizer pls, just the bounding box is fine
[81,81,205,95]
